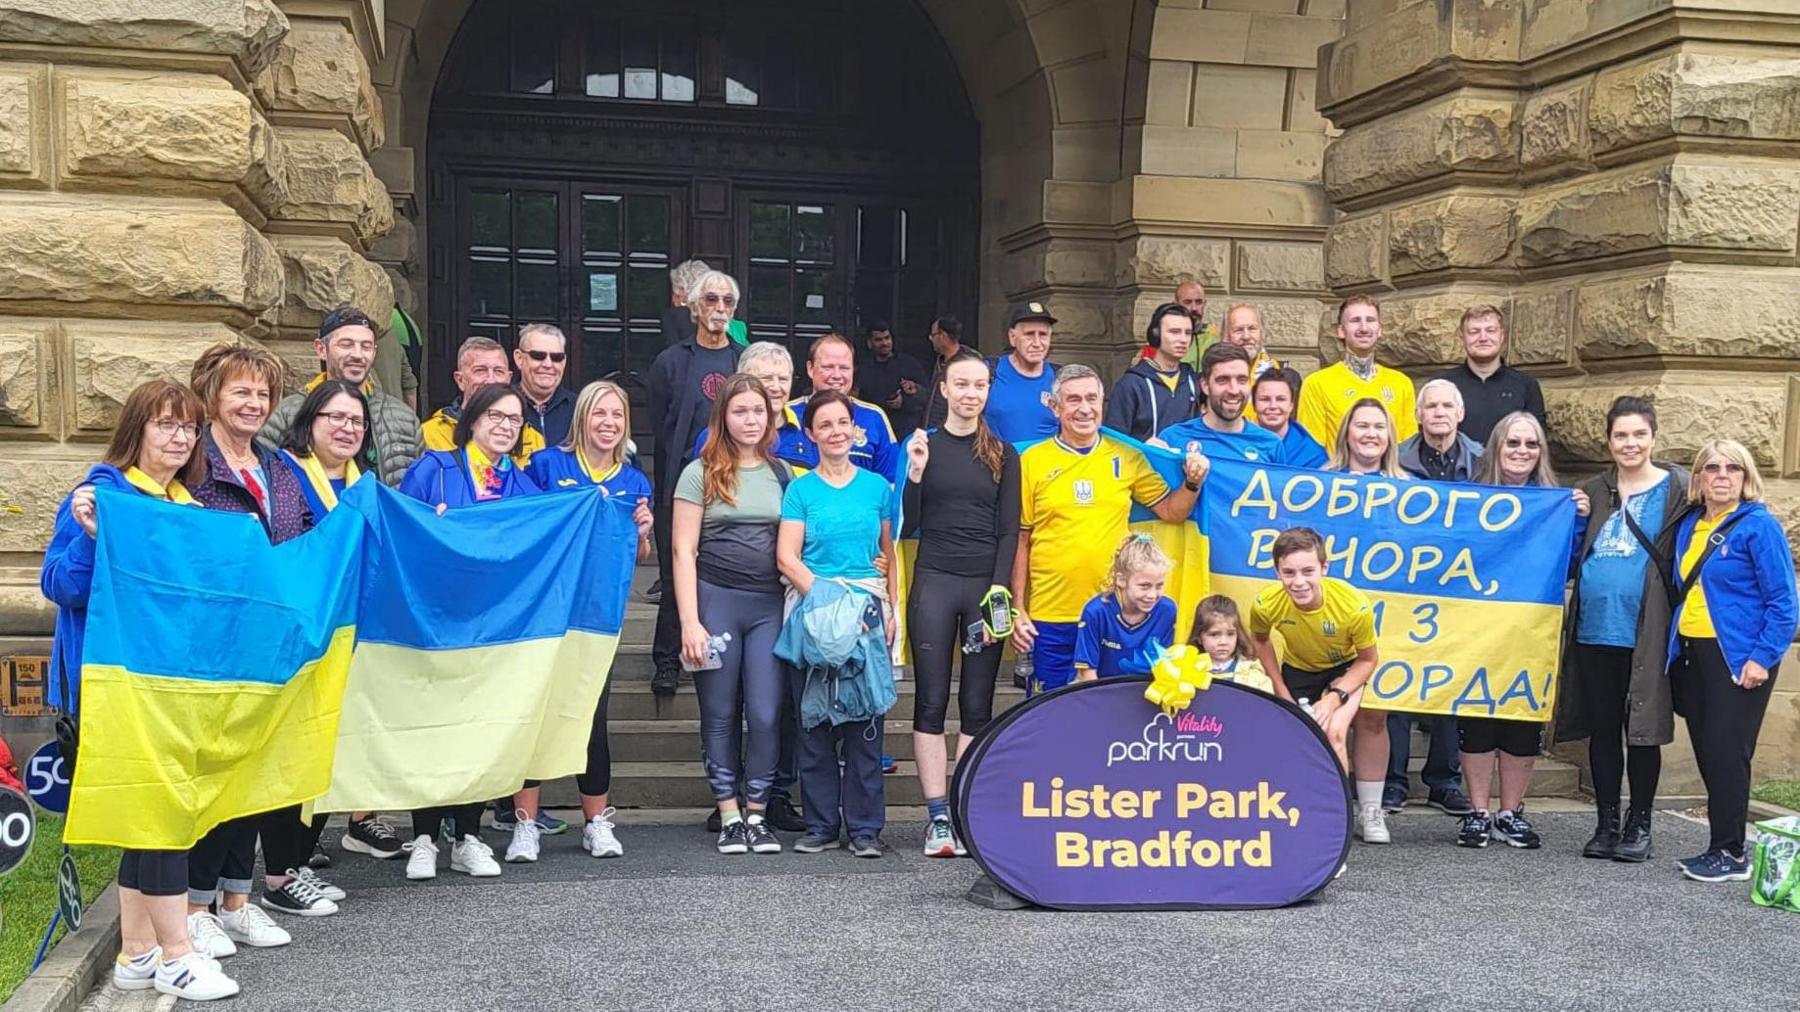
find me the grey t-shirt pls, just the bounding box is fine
[674,457,787,592]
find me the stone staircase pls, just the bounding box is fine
[539,563,1583,811]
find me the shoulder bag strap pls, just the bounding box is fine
[1669,511,1748,613]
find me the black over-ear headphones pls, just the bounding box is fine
[1145,302,1190,350]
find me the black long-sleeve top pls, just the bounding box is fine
[901,427,1021,587]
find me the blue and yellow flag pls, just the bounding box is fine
[67,481,634,849]
[1199,458,1576,720]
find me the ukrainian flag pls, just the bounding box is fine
[65,481,635,849]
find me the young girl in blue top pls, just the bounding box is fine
[1074,535,1177,681]
[513,380,654,864]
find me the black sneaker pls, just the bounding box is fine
[744,817,782,854]
[1491,808,1541,849]
[1457,811,1492,848]
[793,832,841,854]
[652,666,681,697]
[341,816,403,859]
[766,796,806,833]
[705,809,722,833]
[259,875,338,917]
[1681,847,1751,883]
[716,820,749,855]
[307,841,332,869]
[849,836,886,858]
[1428,786,1475,816]
[640,578,663,604]
[1382,784,1408,814]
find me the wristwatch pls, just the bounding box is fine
[1324,685,1350,704]
[1183,476,1201,492]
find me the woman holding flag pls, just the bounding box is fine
[43,379,241,1001]
[184,345,311,957]
[901,350,1020,858]
[397,382,543,880]
[1454,412,1590,851]
[509,379,655,863]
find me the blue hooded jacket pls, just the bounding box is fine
[1666,500,1799,679]
[773,579,896,728]
[398,448,541,507]
[40,464,196,715]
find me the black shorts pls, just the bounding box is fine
[1280,661,1352,704]
[1456,716,1542,757]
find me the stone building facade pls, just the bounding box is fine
[0,0,1793,779]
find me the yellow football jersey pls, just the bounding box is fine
[1018,436,1170,623]
[1248,577,1377,673]
[1294,361,1418,447]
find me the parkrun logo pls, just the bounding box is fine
[1105,711,1225,767]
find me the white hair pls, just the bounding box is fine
[1415,378,1464,414]
[669,259,711,299]
[686,270,741,322]
[737,341,791,374]
[1050,362,1102,400]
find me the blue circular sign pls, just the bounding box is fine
[24,740,70,815]
[954,678,1351,910]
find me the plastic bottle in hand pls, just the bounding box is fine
[684,632,733,672]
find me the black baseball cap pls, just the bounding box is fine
[1007,301,1057,327]
[319,304,376,339]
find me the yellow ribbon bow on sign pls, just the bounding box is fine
[1144,642,1214,718]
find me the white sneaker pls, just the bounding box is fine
[583,808,624,858]
[293,865,346,902]
[155,952,240,1001]
[450,835,502,877]
[220,903,291,948]
[406,834,439,880]
[112,947,160,990]
[1356,802,1392,844]
[505,813,541,863]
[185,911,237,960]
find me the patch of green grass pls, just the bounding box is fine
[0,813,119,1002]
[1753,779,1800,813]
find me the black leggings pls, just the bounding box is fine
[907,569,1003,736]
[1575,642,1662,811]
[119,850,187,897]
[520,679,615,796]
[259,806,329,877]
[410,803,485,841]
[1674,637,1778,853]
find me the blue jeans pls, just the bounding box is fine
[1386,712,1462,794]
[798,715,886,840]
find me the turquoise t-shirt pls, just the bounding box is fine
[780,468,890,580]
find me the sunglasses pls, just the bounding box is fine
[1701,461,1745,475]
[1503,438,1541,450]
[524,350,566,364]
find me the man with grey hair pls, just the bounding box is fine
[648,270,742,695]
[1397,378,1482,482]
[421,334,545,465]
[1389,374,1480,818]
[1009,362,1210,694]
[514,323,574,445]
[661,258,712,348]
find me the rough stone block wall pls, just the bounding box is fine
[1319,0,1800,781]
[0,0,392,639]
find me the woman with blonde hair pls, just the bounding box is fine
[1665,439,1797,882]
[509,380,655,862]
[1327,398,1408,479]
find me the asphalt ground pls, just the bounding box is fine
[79,807,1796,1012]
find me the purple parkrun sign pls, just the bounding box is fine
[953,678,1351,910]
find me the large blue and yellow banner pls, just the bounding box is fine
[67,481,635,849]
[1198,457,1576,720]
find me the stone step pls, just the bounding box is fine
[607,718,967,762]
[544,757,1583,810]
[605,679,1026,720]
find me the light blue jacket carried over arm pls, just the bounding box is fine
[774,578,895,728]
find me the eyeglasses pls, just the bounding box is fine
[524,350,566,364]
[483,410,525,429]
[320,411,367,431]
[1701,461,1745,475]
[1503,438,1541,450]
[151,417,200,440]
[700,293,738,308]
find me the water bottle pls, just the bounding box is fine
[1296,697,1315,718]
[684,632,732,672]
